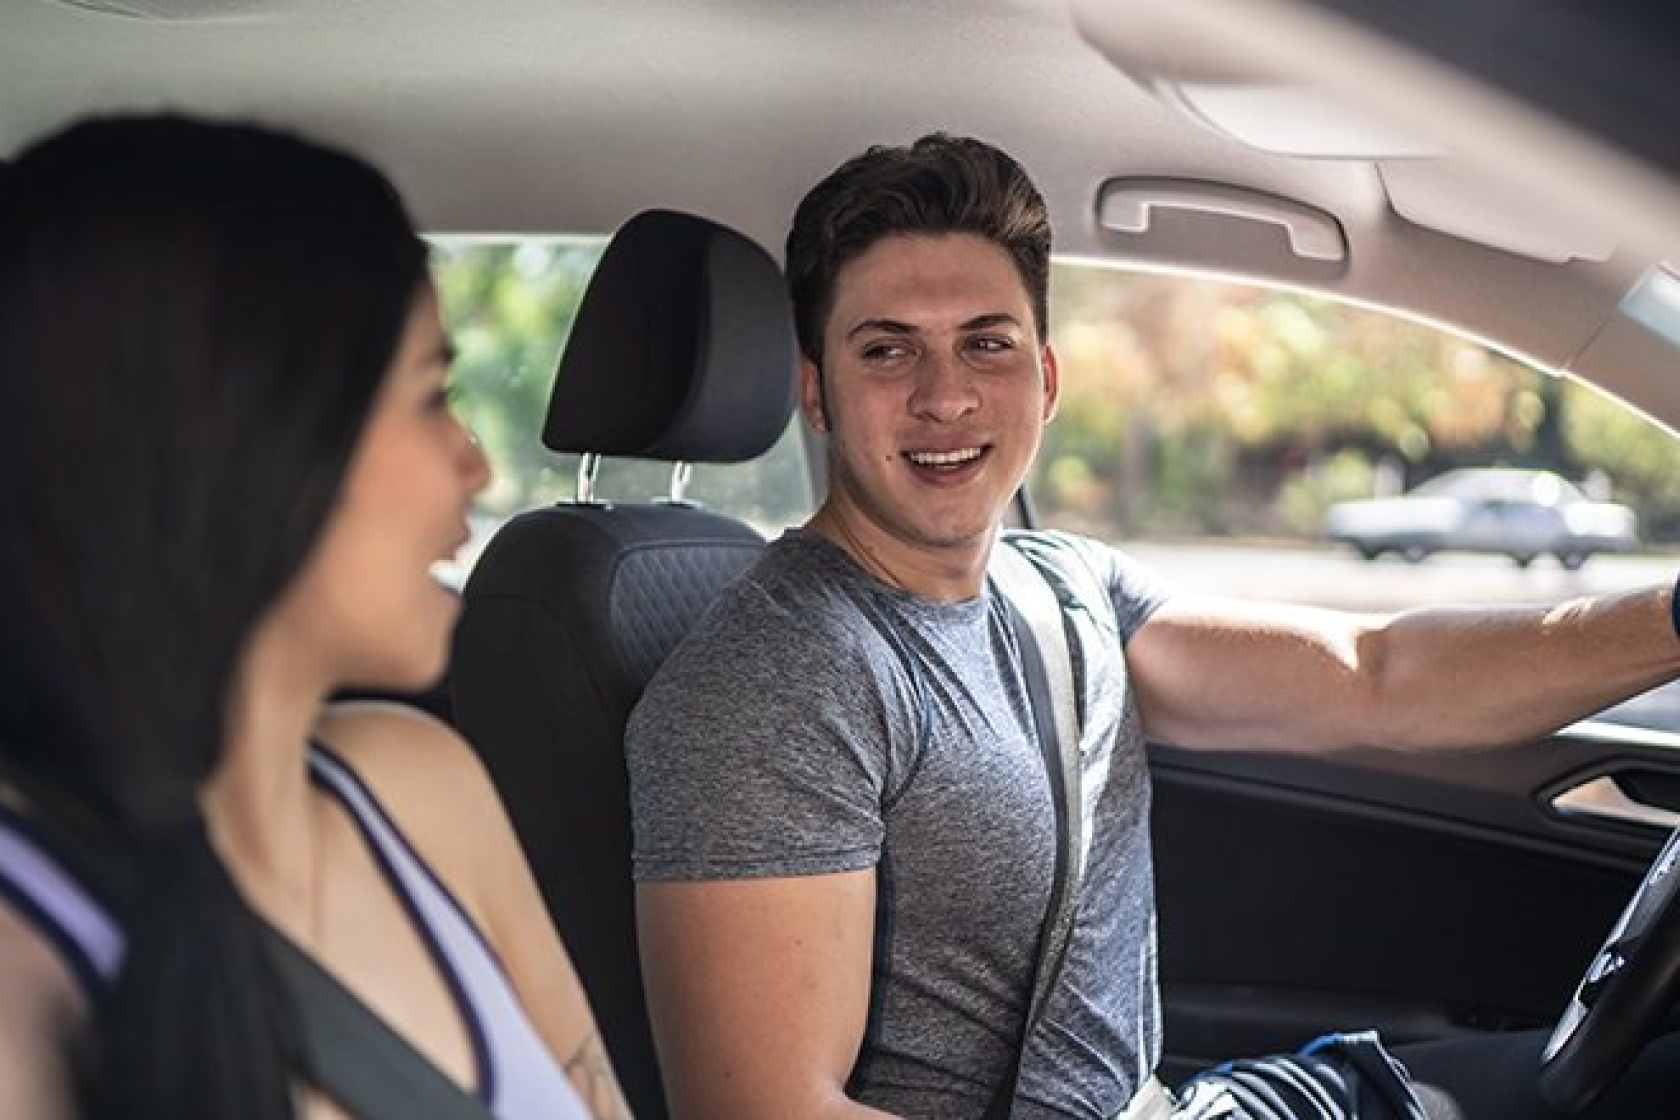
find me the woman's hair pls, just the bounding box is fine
[0,114,428,1117]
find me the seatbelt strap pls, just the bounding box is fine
[1116,1076,1182,1120]
[984,538,1087,1119]
[0,773,492,1119]
[260,921,497,1119]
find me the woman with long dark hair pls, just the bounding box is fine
[0,115,630,1119]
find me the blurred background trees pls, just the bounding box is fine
[431,244,1680,547]
[1041,263,1680,543]
[434,240,811,533]
[433,240,602,514]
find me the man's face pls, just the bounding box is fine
[801,232,1058,580]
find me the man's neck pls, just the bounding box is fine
[804,503,994,603]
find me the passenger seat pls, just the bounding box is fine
[450,209,798,1119]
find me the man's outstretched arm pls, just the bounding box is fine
[637,870,897,1120]
[1128,582,1680,753]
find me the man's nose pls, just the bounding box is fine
[909,350,979,422]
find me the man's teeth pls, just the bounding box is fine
[908,447,983,467]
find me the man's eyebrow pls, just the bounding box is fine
[844,312,1024,341]
[961,313,1023,332]
[845,317,920,342]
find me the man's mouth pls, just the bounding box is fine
[906,446,986,468]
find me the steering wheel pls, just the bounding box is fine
[1539,824,1680,1113]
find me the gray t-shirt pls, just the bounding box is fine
[628,528,1171,1118]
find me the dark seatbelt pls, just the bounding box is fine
[260,922,497,1119]
[0,767,488,1117]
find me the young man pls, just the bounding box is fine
[624,134,1680,1119]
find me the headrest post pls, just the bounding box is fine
[669,461,693,505]
[577,452,602,504]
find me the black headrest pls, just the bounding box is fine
[543,209,798,463]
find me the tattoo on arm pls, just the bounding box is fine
[564,1032,633,1120]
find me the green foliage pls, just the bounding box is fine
[1146,421,1235,534]
[429,245,1680,548]
[1561,379,1680,536]
[432,240,605,514]
[430,239,814,533]
[1275,449,1378,536]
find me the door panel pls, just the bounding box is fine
[1148,723,1677,1080]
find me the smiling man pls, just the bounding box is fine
[806,228,1057,599]
[624,135,1680,1120]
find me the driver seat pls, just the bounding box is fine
[450,209,798,1118]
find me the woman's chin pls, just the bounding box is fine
[354,625,455,697]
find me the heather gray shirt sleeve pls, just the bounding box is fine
[627,567,920,881]
[1002,528,1172,641]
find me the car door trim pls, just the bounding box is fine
[1551,774,1680,831]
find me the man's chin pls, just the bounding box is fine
[906,519,1002,555]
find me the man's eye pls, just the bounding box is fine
[861,342,909,361]
[969,335,1014,354]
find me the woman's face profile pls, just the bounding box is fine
[265,279,491,691]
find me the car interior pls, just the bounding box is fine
[451,209,798,1120]
[3,1,1680,1116]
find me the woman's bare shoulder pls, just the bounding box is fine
[0,902,82,1120]
[314,705,625,1115]
[314,699,487,790]
[312,700,513,913]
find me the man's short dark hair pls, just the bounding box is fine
[785,133,1052,365]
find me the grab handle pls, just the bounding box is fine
[1098,178,1347,263]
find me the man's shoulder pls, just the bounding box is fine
[639,532,896,707]
[680,531,882,650]
[1001,526,1099,563]
[1000,528,1172,638]
[999,528,1113,593]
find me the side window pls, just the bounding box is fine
[1039,262,1680,735]
[430,240,815,575]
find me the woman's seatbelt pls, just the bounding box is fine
[261,921,498,1119]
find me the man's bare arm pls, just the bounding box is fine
[638,870,897,1120]
[1129,583,1680,753]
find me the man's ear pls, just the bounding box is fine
[1041,341,1061,423]
[799,356,830,432]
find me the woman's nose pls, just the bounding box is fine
[459,424,493,494]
